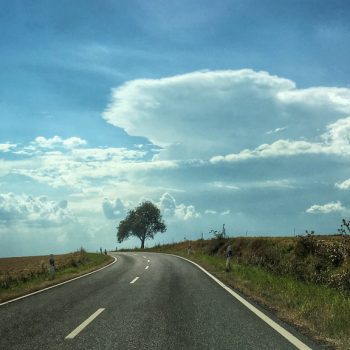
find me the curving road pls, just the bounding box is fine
[0,252,322,349]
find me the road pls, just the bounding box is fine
[0,252,323,350]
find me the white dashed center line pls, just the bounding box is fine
[145,266,149,270]
[65,308,105,339]
[143,256,147,259]
[130,277,139,284]
[147,259,150,263]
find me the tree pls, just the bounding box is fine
[117,201,167,248]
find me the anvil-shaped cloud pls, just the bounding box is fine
[103,69,350,161]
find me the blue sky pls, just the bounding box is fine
[1,0,350,257]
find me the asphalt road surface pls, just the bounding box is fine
[0,252,324,350]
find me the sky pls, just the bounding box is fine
[1,0,350,257]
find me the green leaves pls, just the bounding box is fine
[116,201,167,248]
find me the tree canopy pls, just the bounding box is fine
[117,201,166,248]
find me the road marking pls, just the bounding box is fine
[145,266,149,270]
[130,277,139,284]
[143,256,147,259]
[147,259,150,263]
[0,256,118,307]
[169,254,312,350]
[65,308,105,339]
[133,253,138,256]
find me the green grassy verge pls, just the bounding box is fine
[0,253,113,303]
[147,247,350,350]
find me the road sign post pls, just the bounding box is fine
[49,254,55,278]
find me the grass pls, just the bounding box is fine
[0,251,113,303]
[145,241,350,350]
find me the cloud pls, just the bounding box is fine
[335,179,350,190]
[102,198,126,219]
[204,209,230,216]
[205,209,217,215]
[102,192,200,222]
[306,201,345,214]
[103,69,350,161]
[266,127,287,135]
[211,116,350,163]
[0,143,17,152]
[34,136,87,149]
[4,138,176,190]
[0,193,74,226]
[212,182,240,190]
[211,140,324,162]
[175,204,201,220]
[72,148,146,162]
[159,192,176,217]
[158,192,200,220]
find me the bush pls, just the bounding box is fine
[295,230,317,258]
[207,231,226,255]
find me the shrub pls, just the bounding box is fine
[207,230,226,255]
[295,230,317,258]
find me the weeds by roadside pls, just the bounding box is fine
[146,235,350,349]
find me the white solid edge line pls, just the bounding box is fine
[65,308,105,339]
[0,256,118,307]
[130,276,139,284]
[167,254,312,350]
[145,266,149,270]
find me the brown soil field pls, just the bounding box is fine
[0,252,85,283]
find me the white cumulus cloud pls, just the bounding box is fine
[34,136,87,149]
[158,192,200,220]
[103,69,350,161]
[0,193,74,226]
[159,192,176,217]
[335,179,350,190]
[176,204,201,220]
[306,201,345,214]
[102,198,126,219]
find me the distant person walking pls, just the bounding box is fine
[225,244,233,271]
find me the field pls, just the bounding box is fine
[0,249,113,303]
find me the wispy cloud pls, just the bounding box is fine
[266,126,287,135]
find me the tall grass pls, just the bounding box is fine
[148,239,350,349]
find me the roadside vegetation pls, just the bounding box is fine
[0,248,113,303]
[142,230,350,349]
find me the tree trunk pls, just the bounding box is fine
[140,238,145,249]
